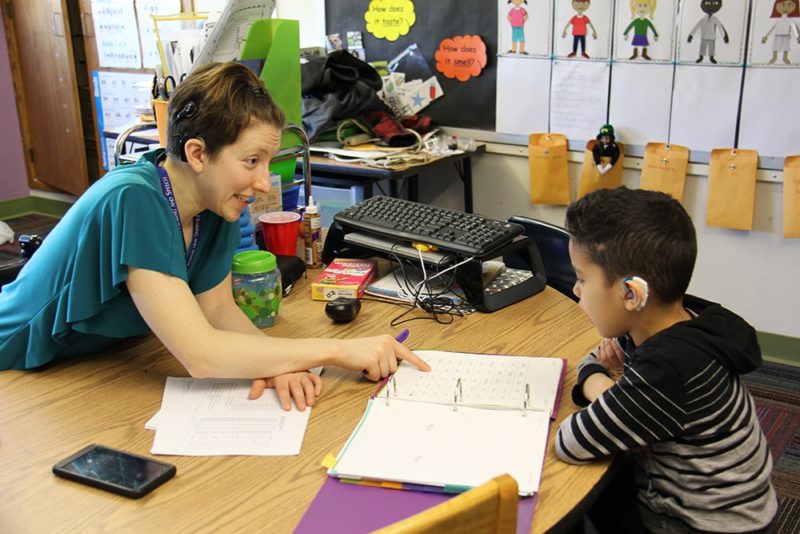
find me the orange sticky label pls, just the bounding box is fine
[364,0,416,41]
[434,35,487,82]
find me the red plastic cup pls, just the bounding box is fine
[259,211,301,256]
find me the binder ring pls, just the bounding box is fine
[453,378,463,412]
[523,383,531,417]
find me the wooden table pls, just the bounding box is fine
[301,145,483,213]
[0,278,607,533]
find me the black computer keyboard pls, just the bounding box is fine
[333,196,524,256]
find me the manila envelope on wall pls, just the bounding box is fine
[640,143,689,202]
[784,155,800,238]
[529,133,570,205]
[577,140,625,199]
[706,149,758,231]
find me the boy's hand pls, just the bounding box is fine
[596,338,625,381]
[248,372,323,411]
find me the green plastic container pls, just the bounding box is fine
[231,250,282,328]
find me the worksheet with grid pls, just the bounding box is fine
[386,350,565,415]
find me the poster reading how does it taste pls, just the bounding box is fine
[364,0,416,41]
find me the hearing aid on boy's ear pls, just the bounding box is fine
[622,276,649,312]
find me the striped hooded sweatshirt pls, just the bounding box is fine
[555,295,777,532]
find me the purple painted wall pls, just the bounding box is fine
[0,19,29,202]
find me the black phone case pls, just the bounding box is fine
[53,444,176,499]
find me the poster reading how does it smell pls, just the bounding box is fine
[435,35,487,82]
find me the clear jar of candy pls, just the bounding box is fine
[231,250,282,328]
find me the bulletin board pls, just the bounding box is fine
[328,0,799,167]
[324,0,498,130]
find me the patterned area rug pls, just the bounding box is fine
[744,361,800,533]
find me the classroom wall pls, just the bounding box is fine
[415,151,800,339]
[0,19,29,202]
[275,0,325,49]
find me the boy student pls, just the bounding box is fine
[555,187,777,533]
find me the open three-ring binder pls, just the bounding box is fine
[328,351,566,497]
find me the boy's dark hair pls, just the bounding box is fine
[565,187,697,303]
[166,62,285,160]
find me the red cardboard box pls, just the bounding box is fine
[311,259,377,301]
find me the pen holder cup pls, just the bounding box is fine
[232,250,282,328]
[152,99,169,148]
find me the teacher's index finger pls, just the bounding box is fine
[396,344,431,372]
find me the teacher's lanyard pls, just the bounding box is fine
[157,165,201,270]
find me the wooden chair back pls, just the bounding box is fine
[373,474,519,534]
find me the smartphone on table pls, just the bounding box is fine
[53,444,176,499]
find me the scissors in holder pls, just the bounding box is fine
[151,75,178,100]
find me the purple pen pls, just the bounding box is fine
[395,328,410,343]
[368,329,410,398]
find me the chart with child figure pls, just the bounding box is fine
[497,0,553,58]
[613,0,678,63]
[748,0,800,66]
[677,0,748,65]
[554,0,613,60]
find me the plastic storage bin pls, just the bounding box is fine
[298,184,364,228]
[281,182,302,212]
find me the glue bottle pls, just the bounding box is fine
[303,196,322,268]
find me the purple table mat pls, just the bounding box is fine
[295,477,537,533]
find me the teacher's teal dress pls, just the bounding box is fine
[0,150,239,370]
